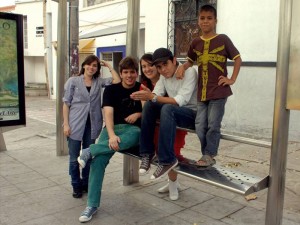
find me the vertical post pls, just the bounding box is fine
[69,0,79,77]
[0,129,7,152]
[56,0,69,156]
[123,0,140,186]
[265,0,292,224]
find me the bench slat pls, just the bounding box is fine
[120,148,269,196]
[175,163,269,196]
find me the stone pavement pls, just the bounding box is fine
[0,96,300,225]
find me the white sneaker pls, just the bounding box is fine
[169,179,179,201]
[157,180,181,193]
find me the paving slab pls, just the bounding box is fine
[1,96,300,225]
[190,196,244,220]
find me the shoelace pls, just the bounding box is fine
[154,164,164,177]
[141,157,150,168]
[81,149,91,162]
[82,207,94,216]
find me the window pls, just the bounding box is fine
[84,0,115,7]
[102,52,113,61]
[169,0,217,58]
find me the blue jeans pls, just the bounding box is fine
[195,98,227,157]
[87,124,140,207]
[140,101,196,164]
[68,120,95,191]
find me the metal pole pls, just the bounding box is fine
[265,0,292,224]
[56,0,69,156]
[69,0,79,77]
[123,0,140,186]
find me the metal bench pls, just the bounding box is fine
[122,126,270,196]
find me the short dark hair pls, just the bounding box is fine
[199,4,217,18]
[119,56,139,74]
[78,55,101,79]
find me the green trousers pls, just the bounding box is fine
[87,124,140,207]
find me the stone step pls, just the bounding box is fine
[25,82,47,89]
[25,82,48,96]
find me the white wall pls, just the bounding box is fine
[217,0,280,62]
[14,1,44,56]
[94,33,126,47]
[144,0,169,52]
[13,1,46,87]
[224,66,300,141]
[223,66,276,139]
[215,0,300,141]
[24,57,46,84]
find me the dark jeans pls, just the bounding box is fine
[140,101,196,164]
[68,120,95,191]
[195,98,227,157]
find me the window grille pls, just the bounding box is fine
[168,0,217,58]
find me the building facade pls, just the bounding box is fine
[8,0,300,141]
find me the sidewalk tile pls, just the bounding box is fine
[191,196,244,220]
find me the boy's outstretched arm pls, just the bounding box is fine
[176,60,193,80]
[218,56,242,86]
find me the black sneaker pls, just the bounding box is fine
[82,185,88,193]
[150,159,178,180]
[139,154,155,175]
[72,188,83,198]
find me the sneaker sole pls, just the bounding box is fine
[157,185,169,193]
[77,157,86,168]
[79,209,97,223]
[169,193,179,201]
[158,184,182,193]
[150,160,179,181]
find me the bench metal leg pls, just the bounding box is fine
[123,155,139,185]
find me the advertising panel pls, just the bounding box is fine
[287,0,300,110]
[0,12,26,126]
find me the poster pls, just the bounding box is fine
[287,0,300,110]
[0,12,25,127]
